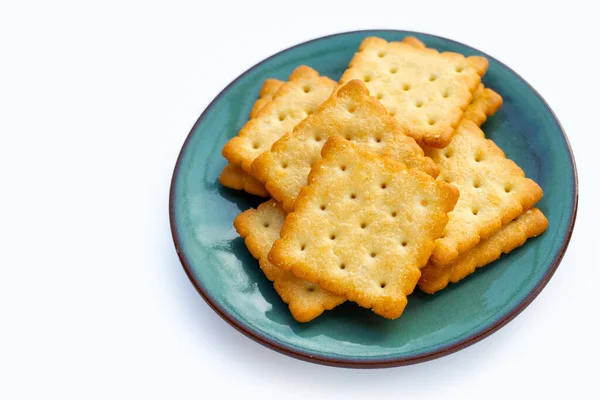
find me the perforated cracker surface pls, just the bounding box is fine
[222,66,337,172]
[234,200,345,322]
[425,120,543,266]
[252,80,438,212]
[268,137,458,319]
[400,36,502,126]
[340,37,487,148]
[419,208,548,294]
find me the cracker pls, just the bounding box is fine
[234,199,345,322]
[340,36,488,148]
[222,66,337,173]
[419,208,548,294]
[252,79,439,212]
[219,163,269,197]
[401,37,503,126]
[425,119,543,266]
[249,78,284,119]
[219,78,283,196]
[268,137,459,319]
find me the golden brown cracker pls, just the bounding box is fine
[340,36,488,148]
[425,119,543,266]
[219,78,284,196]
[219,163,269,197]
[400,36,503,126]
[234,200,345,322]
[268,137,458,319]
[419,208,548,294]
[462,84,503,126]
[252,79,438,212]
[222,66,337,172]
[249,78,284,119]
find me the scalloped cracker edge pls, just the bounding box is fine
[219,78,284,196]
[234,199,345,322]
[419,208,548,294]
[222,66,337,172]
[425,119,543,266]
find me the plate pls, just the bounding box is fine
[169,30,577,368]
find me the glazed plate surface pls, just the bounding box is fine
[169,30,577,367]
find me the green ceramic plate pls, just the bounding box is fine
[170,30,577,368]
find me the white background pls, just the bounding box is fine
[1,1,598,398]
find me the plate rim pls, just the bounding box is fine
[169,29,579,368]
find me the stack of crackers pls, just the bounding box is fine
[219,36,548,322]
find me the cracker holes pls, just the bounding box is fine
[344,134,352,141]
[350,193,357,199]
[421,200,428,207]
[442,90,449,98]
[300,244,306,251]
[330,234,336,240]
[473,179,481,189]
[472,207,479,216]
[320,204,327,211]
[443,149,453,158]
[380,282,387,289]
[402,83,411,91]
[380,182,387,189]
[415,100,423,108]
[370,252,377,258]
[391,211,397,218]
[303,85,311,93]
[504,184,513,193]
[442,175,451,183]
[390,67,397,74]
[278,113,286,121]
[364,75,372,83]
[475,151,483,162]
[360,222,367,229]
[375,136,382,143]
[252,141,260,149]
[281,162,288,169]
[340,263,346,270]
[263,221,270,228]
[307,287,315,293]
[456,65,464,73]
[340,165,347,171]
[428,118,436,126]
[376,93,383,100]
[348,105,357,113]
[378,51,386,58]
[314,135,322,142]
[389,110,396,117]
[401,240,408,247]
[429,74,437,82]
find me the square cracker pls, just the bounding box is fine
[219,78,283,197]
[222,66,337,173]
[268,137,459,319]
[234,200,345,322]
[340,36,488,148]
[425,119,543,266]
[419,208,548,294]
[252,79,439,212]
[401,36,503,127]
